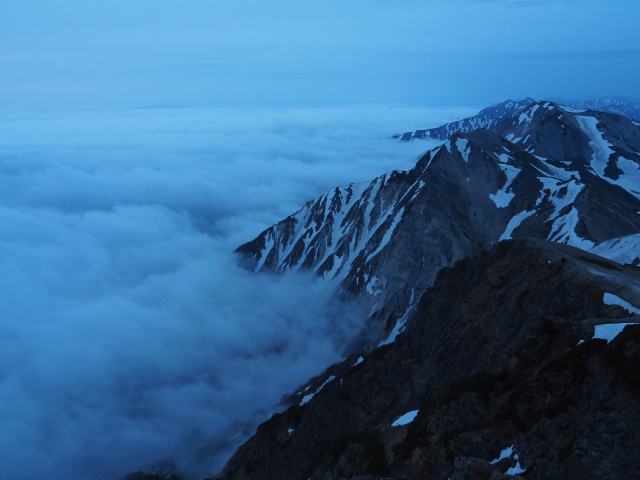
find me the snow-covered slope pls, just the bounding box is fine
[237,101,640,344]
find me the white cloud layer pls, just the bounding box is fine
[0,104,466,479]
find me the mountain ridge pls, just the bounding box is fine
[236,100,640,347]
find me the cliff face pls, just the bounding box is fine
[220,239,640,480]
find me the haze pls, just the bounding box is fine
[1,0,638,112]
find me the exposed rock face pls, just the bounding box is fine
[236,101,640,345]
[220,239,640,480]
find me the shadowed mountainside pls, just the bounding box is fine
[220,239,640,480]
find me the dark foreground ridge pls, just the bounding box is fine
[219,239,640,480]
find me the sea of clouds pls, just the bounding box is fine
[0,104,473,479]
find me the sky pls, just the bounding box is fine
[0,0,638,112]
[1,0,639,478]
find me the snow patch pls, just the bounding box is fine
[378,302,415,347]
[497,153,511,164]
[255,233,275,272]
[576,115,614,178]
[366,207,405,263]
[589,234,640,265]
[322,253,344,280]
[603,292,640,315]
[300,375,336,405]
[365,275,382,296]
[490,445,514,464]
[391,409,419,427]
[518,104,539,125]
[500,209,536,240]
[559,105,586,113]
[287,427,294,435]
[593,323,638,343]
[548,206,595,250]
[613,156,640,201]
[506,462,526,476]
[456,138,470,163]
[537,177,594,250]
[489,444,527,475]
[489,164,520,209]
[353,356,364,366]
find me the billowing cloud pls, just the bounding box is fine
[0,105,465,479]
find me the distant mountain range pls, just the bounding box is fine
[129,98,640,479]
[393,97,640,142]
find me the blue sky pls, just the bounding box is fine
[1,0,638,112]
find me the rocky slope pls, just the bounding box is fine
[220,238,640,480]
[236,101,640,345]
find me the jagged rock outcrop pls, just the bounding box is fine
[236,101,640,345]
[220,239,640,480]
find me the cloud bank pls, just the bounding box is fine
[0,104,469,479]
